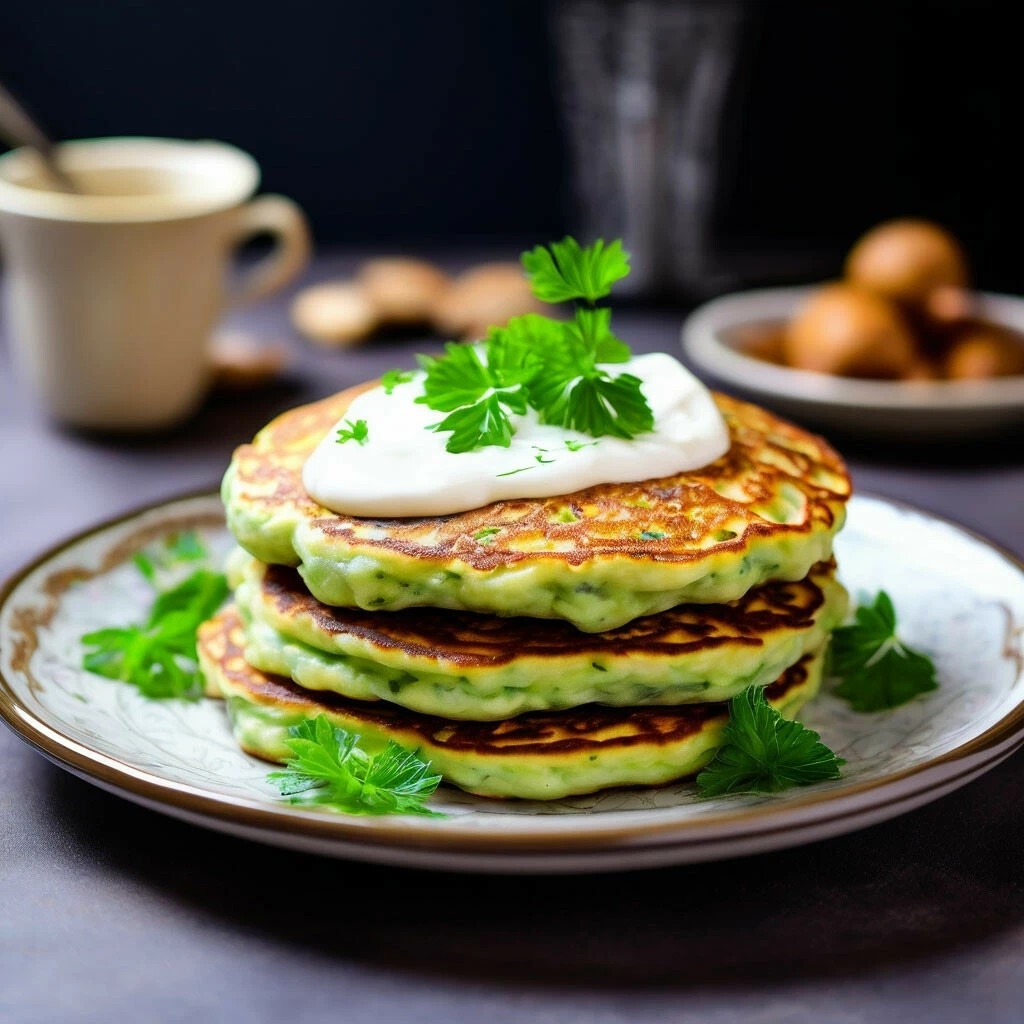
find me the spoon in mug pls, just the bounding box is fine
[0,81,78,193]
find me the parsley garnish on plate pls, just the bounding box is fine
[831,590,938,712]
[81,568,228,700]
[696,685,845,797]
[268,715,442,817]
[335,418,369,445]
[132,528,207,583]
[413,237,655,454]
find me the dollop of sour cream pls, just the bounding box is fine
[302,352,730,518]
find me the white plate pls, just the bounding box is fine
[682,286,1024,436]
[1,491,1023,873]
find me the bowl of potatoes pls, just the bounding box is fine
[682,219,1024,437]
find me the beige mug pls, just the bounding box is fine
[0,137,310,430]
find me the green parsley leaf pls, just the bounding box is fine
[268,715,442,817]
[696,685,845,797]
[381,369,414,395]
[132,551,157,583]
[418,342,493,411]
[335,419,369,445]
[495,311,567,354]
[166,530,207,563]
[132,530,207,584]
[566,308,630,363]
[430,393,521,453]
[81,568,228,700]
[417,338,539,453]
[521,305,653,440]
[564,438,598,452]
[521,237,630,304]
[531,368,654,440]
[831,591,938,712]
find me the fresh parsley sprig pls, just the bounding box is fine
[409,237,653,454]
[696,685,844,797]
[81,568,228,700]
[335,419,369,446]
[268,715,442,817]
[831,591,938,712]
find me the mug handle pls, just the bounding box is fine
[227,194,311,309]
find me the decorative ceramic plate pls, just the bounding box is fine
[682,286,1024,437]
[1,492,1022,874]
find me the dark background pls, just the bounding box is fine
[1,0,1021,290]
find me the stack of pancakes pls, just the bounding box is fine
[199,385,852,800]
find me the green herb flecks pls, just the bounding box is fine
[473,527,501,544]
[831,591,938,712]
[381,369,415,395]
[81,568,228,700]
[696,685,844,797]
[268,715,442,817]
[335,419,369,446]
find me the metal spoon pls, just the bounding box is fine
[0,81,78,193]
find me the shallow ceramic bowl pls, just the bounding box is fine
[682,286,1024,437]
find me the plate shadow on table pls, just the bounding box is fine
[27,749,1024,992]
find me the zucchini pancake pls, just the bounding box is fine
[209,373,851,800]
[206,238,852,804]
[200,607,827,800]
[230,548,847,719]
[222,386,850,633]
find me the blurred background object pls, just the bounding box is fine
[0,137,310,429]
[1,0,1020,300]
[555,0,748,297]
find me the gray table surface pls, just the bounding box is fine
[2,252,1022,1024]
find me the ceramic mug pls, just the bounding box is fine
[0,137,310,430]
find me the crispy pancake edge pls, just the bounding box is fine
[225,385,851,571]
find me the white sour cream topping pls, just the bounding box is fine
[302,352,730,518]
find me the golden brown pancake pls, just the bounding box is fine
[232,548,847,718]
[223,384,851,631]
[200,606,827,800]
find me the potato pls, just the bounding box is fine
[902,357,941,381]
[845,219,968,310]
[291,282,378,347]
[942,322,1024,379]
[923,284,974,325]
[432,263,544,338]
[783,282,918,378]
[734,323,787,365]
[357,258,450,324]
